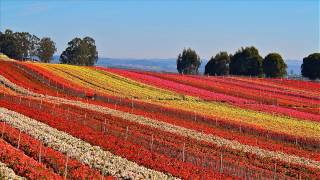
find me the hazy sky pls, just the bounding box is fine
[0,0,319,59]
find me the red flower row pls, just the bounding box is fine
[0,139,61,179]
[237,77,320,95]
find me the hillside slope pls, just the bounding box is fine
[0,59,319,179]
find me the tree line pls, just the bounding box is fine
[0,29,98,65]
[0,29,56,62]
[177,47,320,80]
[0,29,319,80]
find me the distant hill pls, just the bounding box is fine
[96,58,302,76]
[53,56,302,76]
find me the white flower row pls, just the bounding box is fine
[0,161,25,180]
[1,74,320,169]
[0,108,177,180]
[0,75,43,97]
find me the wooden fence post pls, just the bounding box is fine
[125,126,129,141]
[182,142,185,162]
[39,143,42,163]
[67,107,70,121]
[220,153,223,173]
[64,153,69,179]
[1,123,5,139]
[17,129,21,149]
[131,98,134,109]
[273,163,277,180]
[150,134,154,152]
[39,99,42,110]
[104,119,107,133]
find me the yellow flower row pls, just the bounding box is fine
[35,63,181,100]
[156,100,320,139]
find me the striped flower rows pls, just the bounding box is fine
[0,121,105,179]
[1,67,316,161]
[1,71,320,170]
[53,97,320,170]
[0,75,43,97]
[29,63,180,100]
[105,68,320,121]
[1,60,319,179]
[0,161,25,180]
[0,138,61,179]
[3,82,319,172]
[19,63,320,140]
[3,95,318,179]
[0,107,175,179]
[131,70,320,120]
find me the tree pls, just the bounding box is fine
[230,46,263,76]
[13,32,39,60]
[60,37,98,66]
[0,29,39,60]
[176,48,201,75]
[13,32,30,59]
[0,29,18,59]
[37,37,56,63]
[301,53,320,80]
[205,51,230,76]
[263,53,287,78]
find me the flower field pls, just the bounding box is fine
[0,59,319,179]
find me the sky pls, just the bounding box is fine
[0,0,319,60]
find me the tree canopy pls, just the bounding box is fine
[229,46,263,76]
[37,37,57,63]
[10,31,38,60]
[1,29,98,65]
[177,48,201,75]
[0,30,18,59]
[60,37,98,66]
[301,53,320,80]
[263,53,287,78]
[0,29,40,60]
[205,51,230,76]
